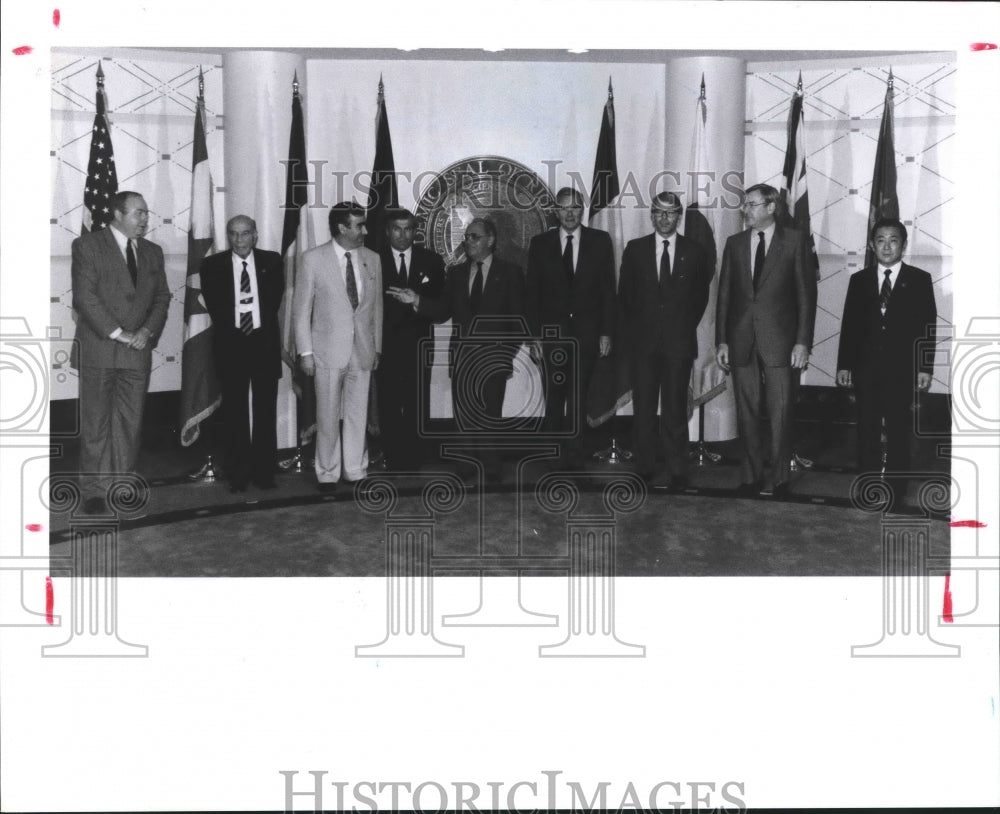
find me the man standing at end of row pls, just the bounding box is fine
[294,202,383,491]
[71,190,170,514]
[716,183,816,499]
[526,186,615,467]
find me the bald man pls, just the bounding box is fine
[200,215,285,491]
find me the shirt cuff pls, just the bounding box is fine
[109,327,123,340]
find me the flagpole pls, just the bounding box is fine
[278,71,315,475]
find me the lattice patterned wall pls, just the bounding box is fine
[50,52,225,398]
[745,61,954,393]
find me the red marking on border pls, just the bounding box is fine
[45,577,55,625]
[950,519,986,528]
[970,43,997,51]
[26,523,43,532]
[942,573,954,624]
[53,9,61,27]
[12,46,33,56]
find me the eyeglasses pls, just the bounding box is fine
[652,209,682,217]
[742,201,768,209]
[465,233,488,241]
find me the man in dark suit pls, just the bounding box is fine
[526,187,615,467]
[390,217,526,483]
[377,208,445,469]
[837,218,936,473]
[716,183,817,499]
[199,215,285,492]
[71,191,170,514]
[619,192,711,488]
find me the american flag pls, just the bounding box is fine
[82,62,118,233]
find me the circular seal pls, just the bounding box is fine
[414,156,556,270]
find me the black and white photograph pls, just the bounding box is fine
[1,1,998,811]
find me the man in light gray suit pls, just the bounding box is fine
[71,191,170,514]
[294,202,383,490]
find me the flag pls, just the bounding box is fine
[81,61,118,233]
[585,79,631,427]
[179,70,220,447]
[363,76,398,255]
[864,69,899,268]
[685,78,726,410]
[780,73,820,280]
[279,75,317,445]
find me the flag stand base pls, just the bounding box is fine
[279,446,313,473]
[186,454,219,483]
[690,441,722,466]
[593,437,634,464]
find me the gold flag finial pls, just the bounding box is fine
[607,76,614,101]
[292,70,300,97]
[197,66,205,99]
[96,59,105,86]
[700,73,706,101]
[887,67,894,90]
[796,71,803,94]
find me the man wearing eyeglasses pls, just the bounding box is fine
[715,183,816,499]
[619,191,711,489]
[390,217,526,483]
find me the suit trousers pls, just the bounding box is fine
[731,353,794,486]
[79,365,150,498]
[219,330,278,485]
[631,353,693,478]
[376,340,430,468]
[314,363,370,483]
[542,339,597,461]
[451,346,508,478]
[855,364,914,473]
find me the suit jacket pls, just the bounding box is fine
[70,226,170,370]
[379,244,446,354]
[618,232,711,360]
[417,255,527,377]
[525,226,615,347]
[716,225,817,366]
[199,248,285,379]
[293,241,383,371]
[837,262,937,378]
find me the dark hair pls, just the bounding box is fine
[113,191,142,214]
[870,217,907,244]
[744,183,780,207]
[651,191,684,214]
[555,187,584,207]
[328,201,366,236]
[382,207,417,230]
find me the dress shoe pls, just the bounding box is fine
[735,480,761,498]
[82,496,107,515]
[317,481,338,494]
[771,482,791,500]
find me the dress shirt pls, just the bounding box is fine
[468,253,493,295]
[333,240,363,300]
[748,222,776,278]
[107,224,134,340]
[395,247,413,281]
[877,262,901,296]
[232,251,262,331]
[560,227,581,271]
[655,232,675,280]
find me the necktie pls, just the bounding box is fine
[470,261,484,314]
[345,251,359,310]
[400,253,411,288]
[659,238,671,282]
[752,231,765,291]
[126,239,138,287]
[562,234,574,290]
[239,260,253,335]
[880,268,892,312]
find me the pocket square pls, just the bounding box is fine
[421,275,430,284]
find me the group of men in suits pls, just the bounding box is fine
[71,185,936,507]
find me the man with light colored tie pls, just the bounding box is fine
[71,190,170,514]
[293,202,383,490]
[836,218,937,473]
[716,183,816,499]
[199,215,285,492]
